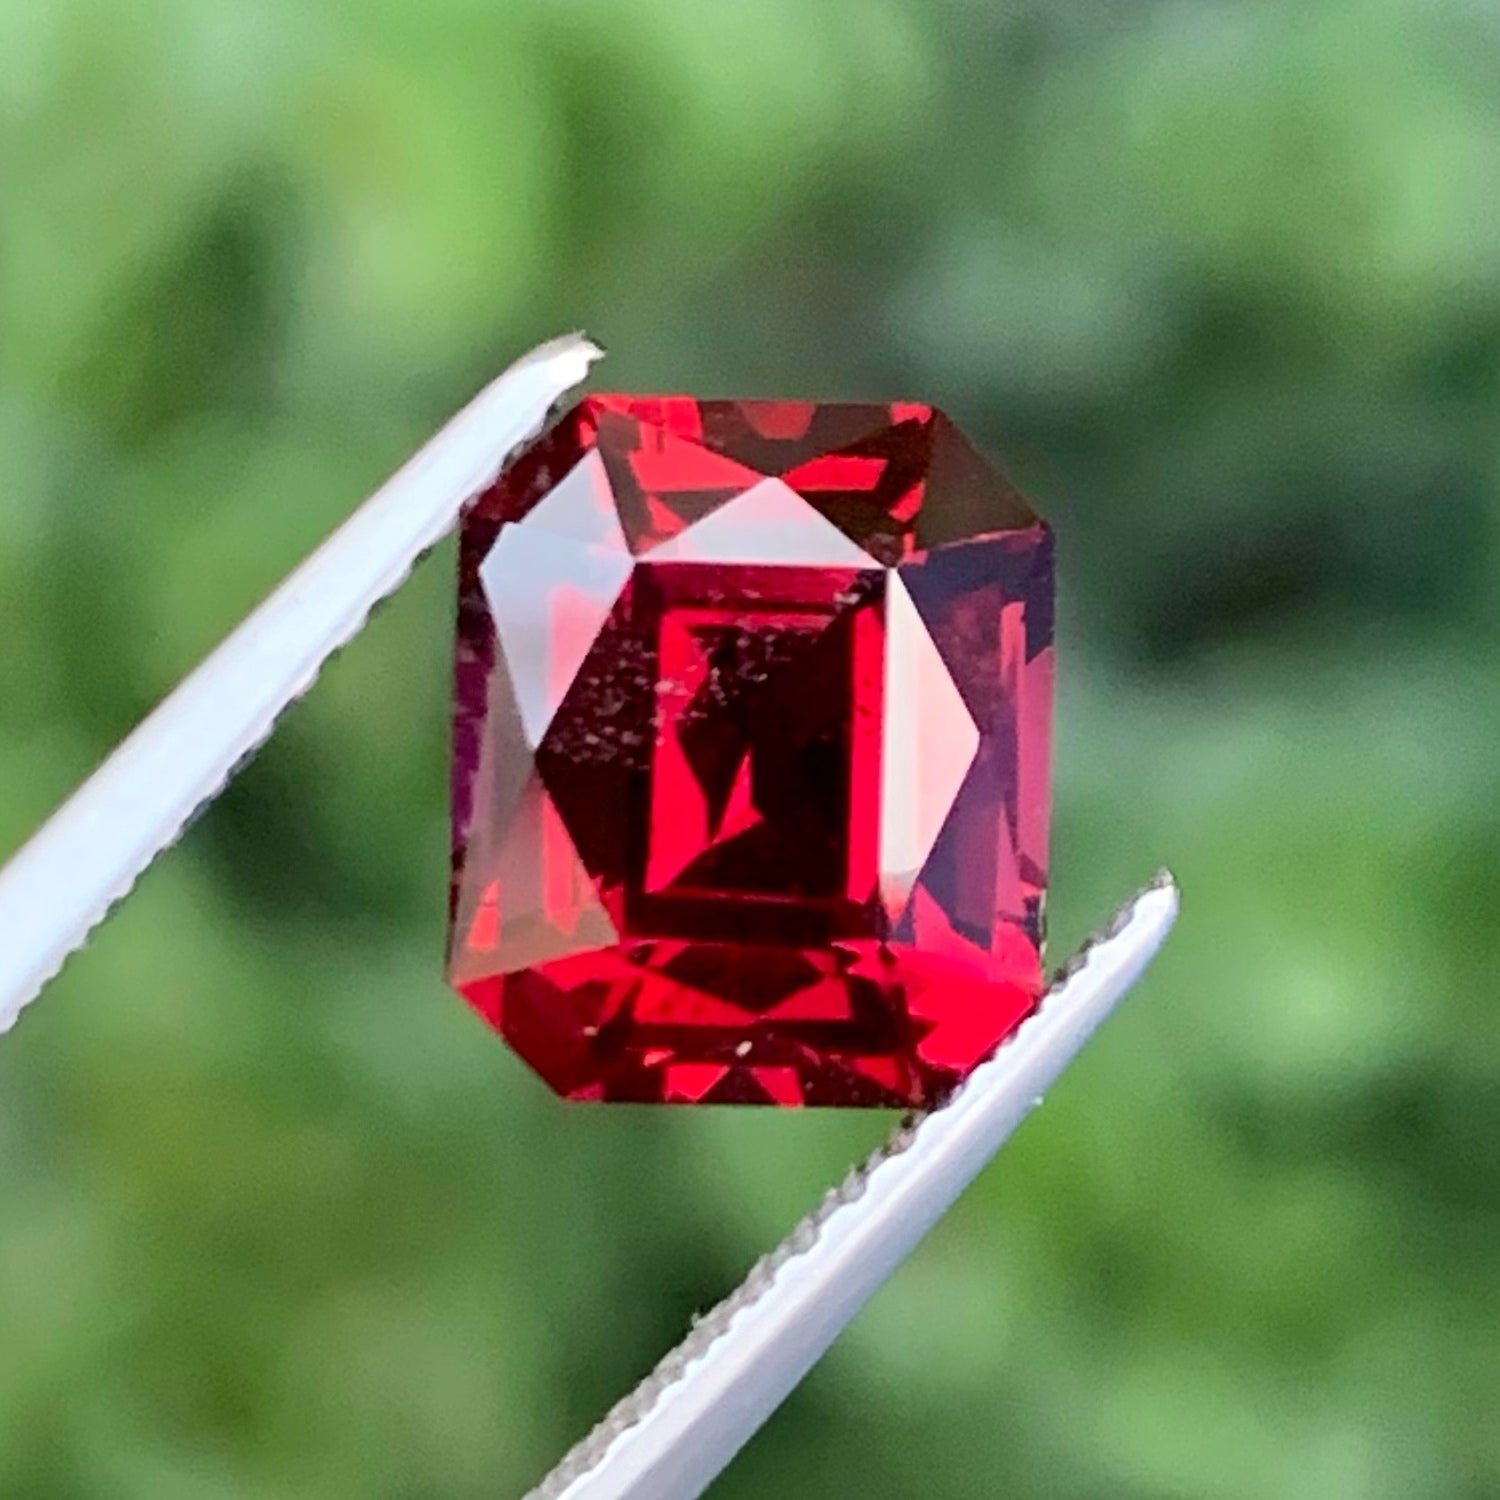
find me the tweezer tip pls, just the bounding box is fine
[523,330,606,368]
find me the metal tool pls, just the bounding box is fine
[0,334,1178,1500]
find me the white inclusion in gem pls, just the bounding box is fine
[480,451,633,748]
[878,573,980,921]
[644,477,881,567]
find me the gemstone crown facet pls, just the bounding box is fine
[449,395,1053,1106]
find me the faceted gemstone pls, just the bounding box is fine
[449,395,1054,1107]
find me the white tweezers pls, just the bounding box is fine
[0,334,1179,1500]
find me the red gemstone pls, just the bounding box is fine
[449,396,1053,1106]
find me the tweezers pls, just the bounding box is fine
[0,333,1179,1499]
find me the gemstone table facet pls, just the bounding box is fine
[449,396,1053,1106]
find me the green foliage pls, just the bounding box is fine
[4,0,1499,1494]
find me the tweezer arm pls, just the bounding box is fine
[531,875,1179,1500]
[0,334,600,1032]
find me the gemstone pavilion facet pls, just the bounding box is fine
[449,396,1053,1106]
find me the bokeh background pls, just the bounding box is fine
[3,0,1499,1495]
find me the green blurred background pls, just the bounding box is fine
[3,0,1499,1495]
